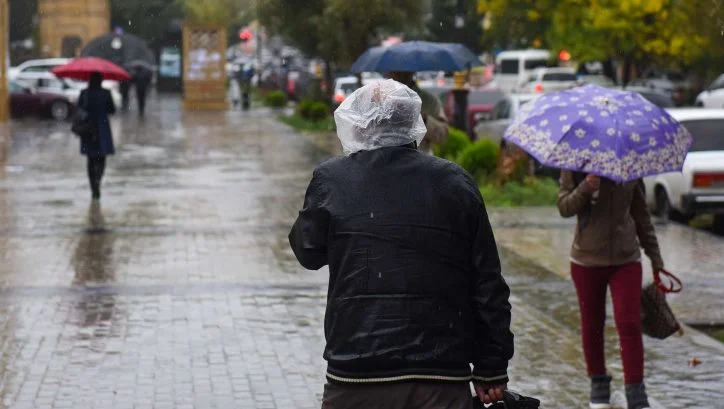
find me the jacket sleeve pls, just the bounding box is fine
[79,90,87,110]
[470,194,514,384]
[424,100,449,146]
[631,180,664,271]
[557,170,595,218]
[288,169,330,270]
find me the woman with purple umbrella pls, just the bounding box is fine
[504,85,693,409]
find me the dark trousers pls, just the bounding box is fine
[571,262,644,385]
[136,85,148,115]
[120,81,131,111]
[87,156,107,198]
[321,382,473,409]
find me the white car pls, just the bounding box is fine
[14,72,123,108]
[644,109,724,227]
[10,58,122,95]
[517,67,579,94]
[332,74,383,107]
[494,49,550,92]
[695,74,724,109]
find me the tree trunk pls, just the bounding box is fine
[622,55,633,88]
[602,59,617,85]
[324,59,334,100]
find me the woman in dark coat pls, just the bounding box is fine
[78,72,116,199]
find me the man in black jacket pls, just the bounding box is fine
[289,80,513,409]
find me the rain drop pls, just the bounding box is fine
[378,273,382,278]
[370,212,374,219]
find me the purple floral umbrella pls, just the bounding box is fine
[503,85,693,182]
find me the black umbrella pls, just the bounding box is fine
[81,33,157,72]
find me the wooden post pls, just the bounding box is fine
[0,0,9,123]
[182,24,229,111]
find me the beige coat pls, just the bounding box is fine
[557,170,664,270]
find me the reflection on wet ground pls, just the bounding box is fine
[0,95,721,408]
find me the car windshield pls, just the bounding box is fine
[542,72,577,81]
[524,59,548,70]
[685,119,724,152]
[339,83,358,95]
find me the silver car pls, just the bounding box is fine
[474,93,540,145]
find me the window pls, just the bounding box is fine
[685,120,724,152]
[22,65,55,73]
[524,59,548,70]
[709,75,724,90]
[495,100,511,119]
[542,72,578,82]
[9,81,27,93]
[499,59,519,74]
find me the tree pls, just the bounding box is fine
[110,0,184,44]
[182,0,251,26]
[425,0,484,53]
[477,0,556,50]
[257,0,425,67]
[546,0,713,84]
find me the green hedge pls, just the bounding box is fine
[264,91,287,108]
[433,128,471,161]
[480,177,559,207]
[297,99,329,122]
[457,138,501,180]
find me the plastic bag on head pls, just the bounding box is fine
[334,79,427,155]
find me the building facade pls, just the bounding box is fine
[38,0,110,58]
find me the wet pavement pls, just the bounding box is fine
[0,95,722,408]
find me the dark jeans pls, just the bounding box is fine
[87,156,107,198]
[571,262,644,385]
[136,85,148,115]
[120,81,131,111]
[321,382,473,409]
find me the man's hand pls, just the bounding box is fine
[474,382,507,405]
[585,174,600,191]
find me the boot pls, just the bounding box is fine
[625,383,650,409]
[590,375,612,409]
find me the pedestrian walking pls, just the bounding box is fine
[133,67,153,116]
[78,72,116,200]
[558,171,664,409]
[389,71,449,153]
[289,80,514,409]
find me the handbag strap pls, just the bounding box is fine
[654,269,683,294]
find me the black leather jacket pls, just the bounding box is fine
[289,145,514,384]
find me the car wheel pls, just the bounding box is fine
[50,100,70,121]
[654,187,671,219]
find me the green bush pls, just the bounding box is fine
[264,90,287,108]
[480,177,559,207]
[433,127,471,160]
[307,102,329,122]
[458,138,501,179]
[297,99,315,118]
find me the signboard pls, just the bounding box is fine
[182,25,228,111]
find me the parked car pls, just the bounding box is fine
[331,74,383,108]
[10,58,121,94]
[15,72,123,108]
[644,109,724,228]
[578,74,616,88]
[474,93,540,145]
[618,86,676,108]
[437,89,505,133]
[629,69,689,106]
[695,74,724,108]
[494,49,551,92]
[517,67,579,94]
[9,80,74,121]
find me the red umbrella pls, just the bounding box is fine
[51,57,131,82]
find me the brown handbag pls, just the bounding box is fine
[641,269,683,340]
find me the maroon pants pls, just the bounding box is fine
[571,262,644,385]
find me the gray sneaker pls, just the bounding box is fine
[625,383,650,409]
[590,375,613,409]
